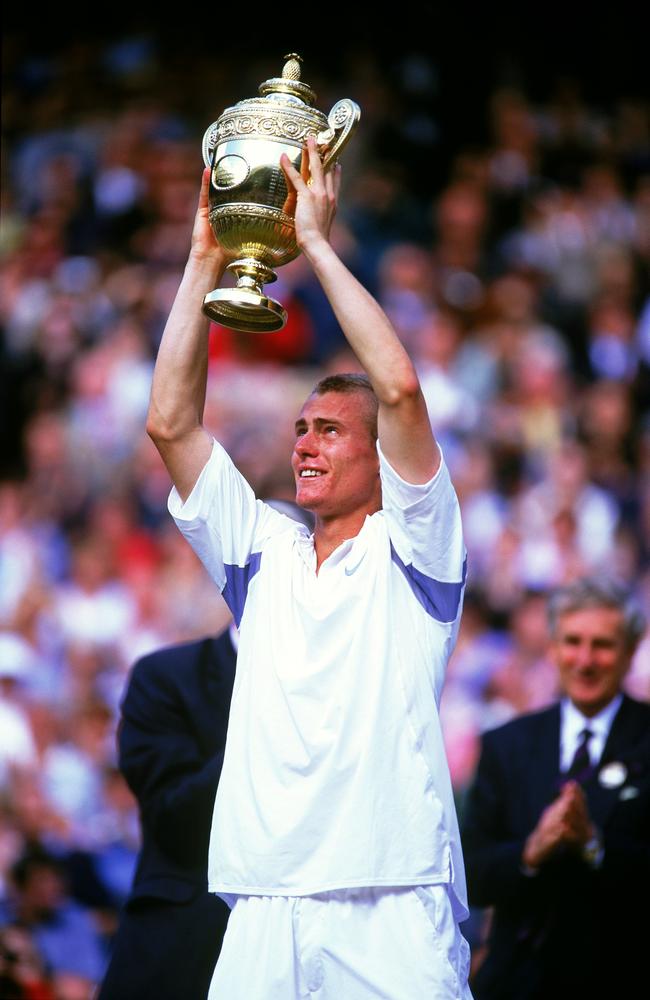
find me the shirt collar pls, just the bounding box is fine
[561,692,624,744]
[295,515,374,574]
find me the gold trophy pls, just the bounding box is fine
[201,54,360,332]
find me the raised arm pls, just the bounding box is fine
[281,138,439,484]
[146,168,230,501]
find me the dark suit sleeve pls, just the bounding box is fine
[462,729,540,909]
[118,647,225,866]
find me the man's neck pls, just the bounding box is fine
[313,506,378,570]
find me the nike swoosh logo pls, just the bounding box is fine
[345,553,366,575]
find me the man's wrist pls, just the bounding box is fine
[186,249,228,282]
[300,235,335,268]
[582,831,604,868]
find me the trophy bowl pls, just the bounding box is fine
[201,54,360,333]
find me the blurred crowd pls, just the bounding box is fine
[1,30,649,998]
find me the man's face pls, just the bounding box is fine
[551,605,633,717]
[291,391,380,519]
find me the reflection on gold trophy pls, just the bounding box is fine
[201,54,360,332]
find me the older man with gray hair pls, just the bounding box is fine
[462,576,649,1000]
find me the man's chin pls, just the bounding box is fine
[295,480,322,510]
[295,493,319,512]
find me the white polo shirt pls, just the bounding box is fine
[169,438,469,919]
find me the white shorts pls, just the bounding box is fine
[208,885,473,1000]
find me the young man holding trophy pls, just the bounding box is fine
[147,136,473,998]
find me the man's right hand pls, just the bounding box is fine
[189,167,232,272]
[147,171,232,502]
[280,137,340,257]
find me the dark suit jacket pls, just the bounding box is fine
[462,694,650,1000]
[98,631,236,1000]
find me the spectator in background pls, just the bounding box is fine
[0,636,38,787]
[0,924,54,1000]
[462,577,649,1000]
[97,627,237,1000]
[1,849,107,997]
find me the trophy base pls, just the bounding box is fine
[202,288,287,333]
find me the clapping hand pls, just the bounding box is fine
[523,780,596,868]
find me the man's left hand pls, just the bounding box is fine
[280,136,341,254]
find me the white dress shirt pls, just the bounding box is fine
[560,693,623,772]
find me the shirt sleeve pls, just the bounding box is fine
[167,439,294,625]
[378,441,466,625]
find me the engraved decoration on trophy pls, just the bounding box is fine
[201,54,360,332]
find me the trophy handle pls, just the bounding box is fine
[318,99,361,173]
[202,121,220,168]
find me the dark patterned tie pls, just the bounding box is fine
[565,727,593,783]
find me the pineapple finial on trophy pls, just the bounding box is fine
[282,54,303,80]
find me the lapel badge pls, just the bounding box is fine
[598,761,627,789]
[619,786,640,801]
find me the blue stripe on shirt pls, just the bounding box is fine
[390,544,467,623]
[223,552,262,627]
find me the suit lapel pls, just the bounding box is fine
[526,706,563,820]
[586,695,646,827]
[600,695,643,762]
[204,632,237,712]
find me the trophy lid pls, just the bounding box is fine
[258,53,317,106]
